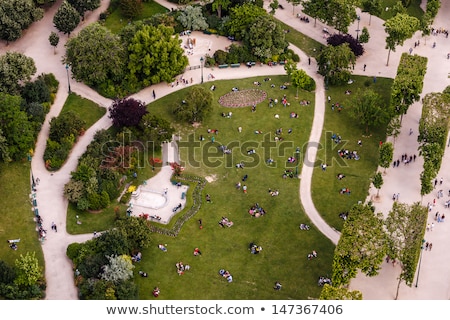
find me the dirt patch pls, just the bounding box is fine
[205,174,217,183]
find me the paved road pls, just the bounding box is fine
[1,0,449,299]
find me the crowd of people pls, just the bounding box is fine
[248,203,266,217]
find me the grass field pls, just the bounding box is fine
[61,93,106,129]
[379,0,424,20]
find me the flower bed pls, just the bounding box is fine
[218,89,267,107]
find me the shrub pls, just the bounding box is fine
[213,49,228,65]
[327,33,364,57]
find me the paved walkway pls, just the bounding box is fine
[1,0,449,299]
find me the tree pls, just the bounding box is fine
[101,255,134,283]
[284,59,297,80]
[319,284,362,300]
[212,0,231,19]
[361,0,382,25]
[348,89,389,135]
[109,98,148,128]
[14,252,43,287]
[318,43,355,86]
[115,216,152,251]
[64,23,126,86]
[0,52,37,94]
[379,142,393,173]
[173,85,213,123]
[332,203,386,287]
[327,33,364,57]
[53,0,80,36]
[245,15,288,60]
[286,0,301,16]
[177,5,208,31]
[301,0,326,27]
[269,0,279,15]
[0,93,35,160]
[385,202,427,299]
[127,24,189,88]
[0,129,11,162]
[137,114,174,150]
[120,0,142,19]
[67,0,101,20]
[383,14,420,66]
[359,27,370,44]
[0,0,44,43]
[391,1,407,16]
[48,31,60,54]
[322,0,357,34]
[225,3,267,40]
[371,172,383,197]
[291,69,315,97]
[386,116,401,145]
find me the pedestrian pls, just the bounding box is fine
[206,194,211,203]
[425,241,429,250]
[431,222,434,231]
[409,47,413,54]
[426,223,430,231]
[164,188,168,195]
[308,57,311,65]
[413,154,416,161]
[409,128,413,135]
[36,177,40,185]
[429,243,433,251]
[440,177,443,185]
[396,193,400,201]
[396,160,400,167]
[363,64,366,71]
[152,90,156,99]
[51,221,56,231]
[434,179,438,188]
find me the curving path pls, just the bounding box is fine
[1,0,449,299]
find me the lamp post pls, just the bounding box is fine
[415,239,426,287]
[356,15,361,41]
[65,64,71,94]
[200,56,204,84]
[295,147,300,177]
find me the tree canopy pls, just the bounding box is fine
[173,85,213,123]
[317,43,355,85]
[177,5,208,31]
[0,0,43,43]
[0,52,37,95]
[67,0,101,20]
[361,0,382,25]
[225,3,267,40]
[109,97,148,128]
[378,142,394,172]
[127,24,188,88]
[348,89,389,134]
[53,0,81,36]
[64,23,126,86]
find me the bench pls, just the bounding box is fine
[230,63,240,68]
[279,60,286,65]
[218,64,229,69]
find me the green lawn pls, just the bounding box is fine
[61,92,106,129]
[280,21,325,59]
[378,0,424,20]
[311,76,394,231]
[103,0,169,34]
[0,162,44,268]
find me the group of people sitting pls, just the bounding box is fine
[339,188,351,195]
[337,173,346,180]
[318,276,331,286]
[218,145,231,154]
[221,112,232,118]
[282,169,295,178]
[300,100,311,105]
[219,269,233,282]
[218,216,234,227]
[339,212,348,220]
[290,112,299,118]
[248,203,266,217]
[172,203,182,212]
[268,188,279,196]
[331,133,342,144]
[193,248,202,256]
[175,261,190,275]
[307,250,318,260]
[299,223,310,230]
[158,244,168,252]
[287,156,296,163]
[132,252,142,262]
[249,242,263,254]
[338,149,360,160]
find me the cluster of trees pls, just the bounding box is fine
[67,217,152,299]
[0,252,45,299]
[65,97,173,211]
[0,0,44,43]
[172,86,213,123]
[53,0,101,36]
[317,43,355,86]
[64,22,188,97]
[327,34,364,57]
[326,201,427,299]
[418,88,450,197]
[0,52,58,162]
[44,110,86,170]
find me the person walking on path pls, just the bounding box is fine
[152,90,156,99]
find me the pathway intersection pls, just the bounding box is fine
[0,0,449,299]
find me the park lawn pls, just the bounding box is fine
[378,0,424,21]
[61,92,106,129]
[279,21,325,59]
[103,0,169,34]
[311,75,394,231]
[133,75,336,299]
[0,162,44,268]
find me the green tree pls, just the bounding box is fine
[120,0,143,19]
[269,0,279,15]
[0,0,44,43]
[379,142,393,173]
[391,1,407,16]
[127,25,188,88]
[0,93,35,160]
[115,216,152,251]
[177,5,208,31]
[385,202,427,299]
[301,0,326,27]
[332,203,386,286]
[291,69,315,97]
[212,0,231,19]
[173,85,213,123]
[101,255,134,283]
[284,59,297,80]
[318,43,355,86]
[0,129,11,162]
[67,0,100,20]
[48,31,60,54]
[371,172,383,197]
[420,162,434,198]
[361,0,382,25]
[137,114,174,150]
[348,89,389,134]
[386,116,401,145]
[225,3,267,40]
[0,52,36,95]
[245,15,288,60]
[64,23,126,86]
[323,0,357,34]
[53,0,80,36]
[319,284,363,300]
[286,0,301,16]
[383,13,420,66]
[359,27,370,44]
[14,252,43,287]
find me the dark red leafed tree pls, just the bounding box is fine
[109,97,148,128]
